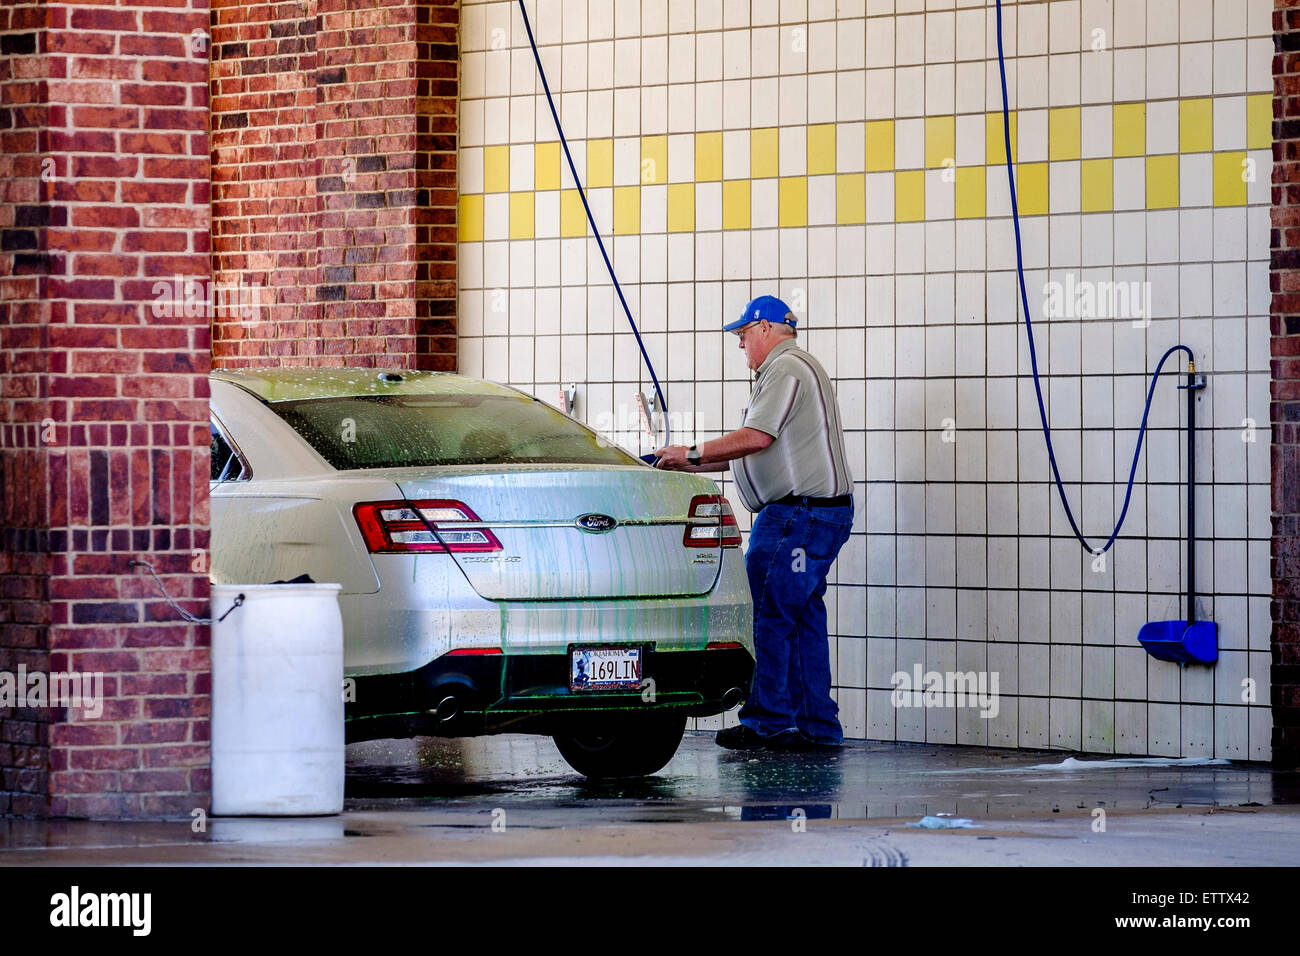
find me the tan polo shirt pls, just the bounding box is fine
[731,337,854,513]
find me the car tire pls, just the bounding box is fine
[552,713,687,779]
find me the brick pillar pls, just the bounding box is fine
[0,0,53,816]
[210,0,459,369]
[1,0,212,817]
[413,0,459,370]
[1272,0,1300,769]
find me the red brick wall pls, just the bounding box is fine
[2,0,457,820]
[1,0,213,817]
[210,0,458,370]
[1273,0,1300,769]
[0,0,53,817]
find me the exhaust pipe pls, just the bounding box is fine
[434,695,460,722]
[721,687,745,711]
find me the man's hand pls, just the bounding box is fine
[654,445,691,469]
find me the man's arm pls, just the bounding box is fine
[653,427,774,471]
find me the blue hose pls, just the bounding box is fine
[993,0,1192,556]
[515,0,670,444]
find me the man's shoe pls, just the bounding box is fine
[761,729,809,751]
[715,724,769,750]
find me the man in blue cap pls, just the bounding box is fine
[654,295,855,750]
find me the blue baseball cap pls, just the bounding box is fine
[723,295,797,333]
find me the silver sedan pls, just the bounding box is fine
[208,368,754,777]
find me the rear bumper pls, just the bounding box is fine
[345,645,754,742]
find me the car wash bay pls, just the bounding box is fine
[3,0,1300,838]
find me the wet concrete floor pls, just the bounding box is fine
[3,733,1299,865]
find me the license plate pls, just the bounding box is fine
[570,645,641,691]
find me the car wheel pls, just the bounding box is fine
[552,713,686,779]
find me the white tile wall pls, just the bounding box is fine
[458,0,1273,758]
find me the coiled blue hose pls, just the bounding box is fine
[516,0,670,443]
[993,0,1192,555]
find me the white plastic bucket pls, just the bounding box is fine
[210,583,345,816]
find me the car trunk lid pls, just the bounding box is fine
[384,466,727,601]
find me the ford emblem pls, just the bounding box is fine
[575,513,618,533]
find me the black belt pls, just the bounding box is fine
[769,494,852,509]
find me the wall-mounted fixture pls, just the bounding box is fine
[1137,367,1217,666]
[635,390,659,441]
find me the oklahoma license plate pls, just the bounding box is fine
[570,645,641,691]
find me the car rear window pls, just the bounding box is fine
[268,393,640,470]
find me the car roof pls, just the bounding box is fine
[211,368,526,404]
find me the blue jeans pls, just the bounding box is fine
[738,499,854,744]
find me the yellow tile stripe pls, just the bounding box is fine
[986,111,1017,165]
[696,131,722,181]
[667,182,694,232]
[751,128,778,178]
[895,170,924,222]
[808,124,836,176]
[586,139,613,188]
[613,185,639,235]
[1180,99,1214,154]
[925,116,955,169]
[459,195,484,242]
[483,145,509,193]
[1114,103,1145,157]
[641,135,667,185]
[1213,151,1249,206]
[837,174,865,225]
[955,166,985,219]
[865,120,893,172]
[1081,159,1113,213]
[1017,163,1049,216]
[722,180,749,230]
[508,192,533,239]
[1247,94,1271,150]
[779,176,807,227]
[459,96,1271,241]
[1147,155,1180,210]
[535,142,561,190]
[1048,107,1081,162]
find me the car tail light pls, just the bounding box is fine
[353,499,502,554]
[684,494,742,548]
[706,641,745,650]
[446,647,503,656]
